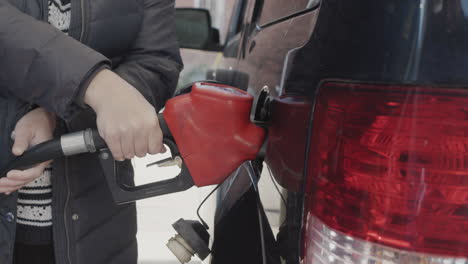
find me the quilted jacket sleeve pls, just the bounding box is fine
[0,0,110,121]
[113,0,183,111]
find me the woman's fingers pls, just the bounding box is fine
[111,124,157,160]
[103,131,124,161]
[2,108,56,194]
[148,121,163,155]
[121,129,136,160]
[134,127,149,158]
[104,122,162,160]
[12,124,33,156]
[0,175,24,189]
[8,165,44,181]
[0,162,49,194]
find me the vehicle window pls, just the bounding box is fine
[258,0,317,26]
[226,0,247,42]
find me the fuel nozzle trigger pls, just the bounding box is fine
[147,155,183,168]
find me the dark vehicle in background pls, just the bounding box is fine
[175,1,468,263]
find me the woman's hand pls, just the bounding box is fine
[84,69,165,161]
[0,108,56,194]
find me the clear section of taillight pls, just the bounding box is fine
[304,216,467,264]
[304,82,468,261]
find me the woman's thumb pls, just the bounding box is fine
[12,129,31,156]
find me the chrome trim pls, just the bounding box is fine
[60,131,88,156]
[305,216,468,264]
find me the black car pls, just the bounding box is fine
[175,1,468,263]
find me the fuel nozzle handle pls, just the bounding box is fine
[98,113,194,204]
[158,113,173,140]
[0,113,194,204]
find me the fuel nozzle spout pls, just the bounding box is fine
[251,86,273,127]
[167,219,210,263]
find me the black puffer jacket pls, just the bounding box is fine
[0,0,183,263]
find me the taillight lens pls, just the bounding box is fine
[304,82,468,262]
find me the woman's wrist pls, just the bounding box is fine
[84,69,145,114]
[83,68,113,112]
[76,64,111,109]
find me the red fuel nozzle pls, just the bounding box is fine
[164,82,266,187]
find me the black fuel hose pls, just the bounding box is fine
[0,114,169,177]
[0,139,63,176]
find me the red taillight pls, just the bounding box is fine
[304,82,468,262]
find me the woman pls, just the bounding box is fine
[0,0,183,263]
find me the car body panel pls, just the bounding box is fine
[203,0,468,263]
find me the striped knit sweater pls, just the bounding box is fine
[16,0,71,245]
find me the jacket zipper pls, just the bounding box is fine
[79,0,86,42]
[40,0,48,22]
[61,1,86,263]
[52,130,73,264]
[64,157,72,264]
